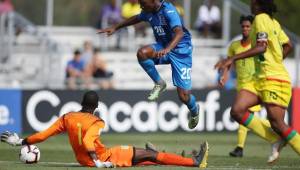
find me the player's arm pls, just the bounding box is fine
[279,29,293,59]
[282,41,293,59]
[97,15,141,36]
[1,116,65,146]
[156,26,184,57]
[156,6,184,57]
[83,121,113,168]
[215,40,266,71]
[218,44,235,87]
[23,116,66,145]
[218,60,235,87]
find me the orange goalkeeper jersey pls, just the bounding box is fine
[26,112,111,167]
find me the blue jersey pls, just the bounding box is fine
[137,2,191,48]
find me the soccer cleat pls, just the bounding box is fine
[193,141,209,169]
[229,147,243,157]
[267,139,286,164]
[147,81,167,101]
[188,104,200,129]
[145,142,158,152]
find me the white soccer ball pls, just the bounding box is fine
[19,145,41,164]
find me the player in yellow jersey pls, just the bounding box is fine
[221,15,278,161]
[215,0,300,163]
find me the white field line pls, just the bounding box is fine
[0,161,297,169]
[0,160,79,166]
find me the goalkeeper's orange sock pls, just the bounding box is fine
[282,128,300,155]
[156,152,194,166]
[240,112,280,143]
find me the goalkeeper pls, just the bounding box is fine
[1,91,208,168]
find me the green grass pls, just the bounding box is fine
[0,133,299,170]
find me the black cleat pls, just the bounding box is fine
[229,147,243,157]
[145,142,158,152]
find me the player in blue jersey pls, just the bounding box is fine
[98,0,199,129]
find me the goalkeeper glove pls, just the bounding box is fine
[93,159,114,168]
[0,131,23,146]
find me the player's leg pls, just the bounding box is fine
[261,80,300,157]
[137,45,166,101]
[231,90,280,143]
[177,88,200,129]
[132,142,209,168]
[265,104,300,156]
[168,49,199,129]
[229,124,248,157]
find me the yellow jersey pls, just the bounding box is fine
[228,40,253,84]
[122,2,141,19]
[250,13,290,82]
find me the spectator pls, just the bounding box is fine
[98,0,123,49]
[0,0,13,15]
[122,0,141,19]
[170,0,184,19]
[122,0,146,36]
[66,50,86,90]
[194,0,221,38]
[81,40,94,67]
[98,0,122,28]
[85,48,114,89]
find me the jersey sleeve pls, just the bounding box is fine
[253,15,268,40]
[137,11,147,21]
[227,43,235,57]
[278,29,289,44]
[164,6,182,29]
[26,116,66,144]
[83,121,105,152]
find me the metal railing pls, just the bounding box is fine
[0,11,60,89]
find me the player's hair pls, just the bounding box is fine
[93,47,101,54]
[256,0,277,17]
[81,91,99,112]
[74,49,81,55]
[239,15,254,24]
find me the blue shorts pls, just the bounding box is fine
[151,43,193,90]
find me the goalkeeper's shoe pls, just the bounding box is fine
[148,81,166,101]
[267,139,286,164]
[193,141,209,169]
[145,142,158,152]
[188,104,200,129]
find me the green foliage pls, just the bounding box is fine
[240,0,300,36]
[10,0,300,35]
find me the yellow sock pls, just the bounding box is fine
[237,125,248,148]
[260,119,271,128]
[284,129,300,155]
[242,113,280,143]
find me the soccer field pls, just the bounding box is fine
[0,133,299,170]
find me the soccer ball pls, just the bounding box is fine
[19,145,40,164]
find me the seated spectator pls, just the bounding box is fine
[122,0,146,36]
[81,40,94,67]
[194,0,221,38]
[85,48,114,89]
[66,50,86,90]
